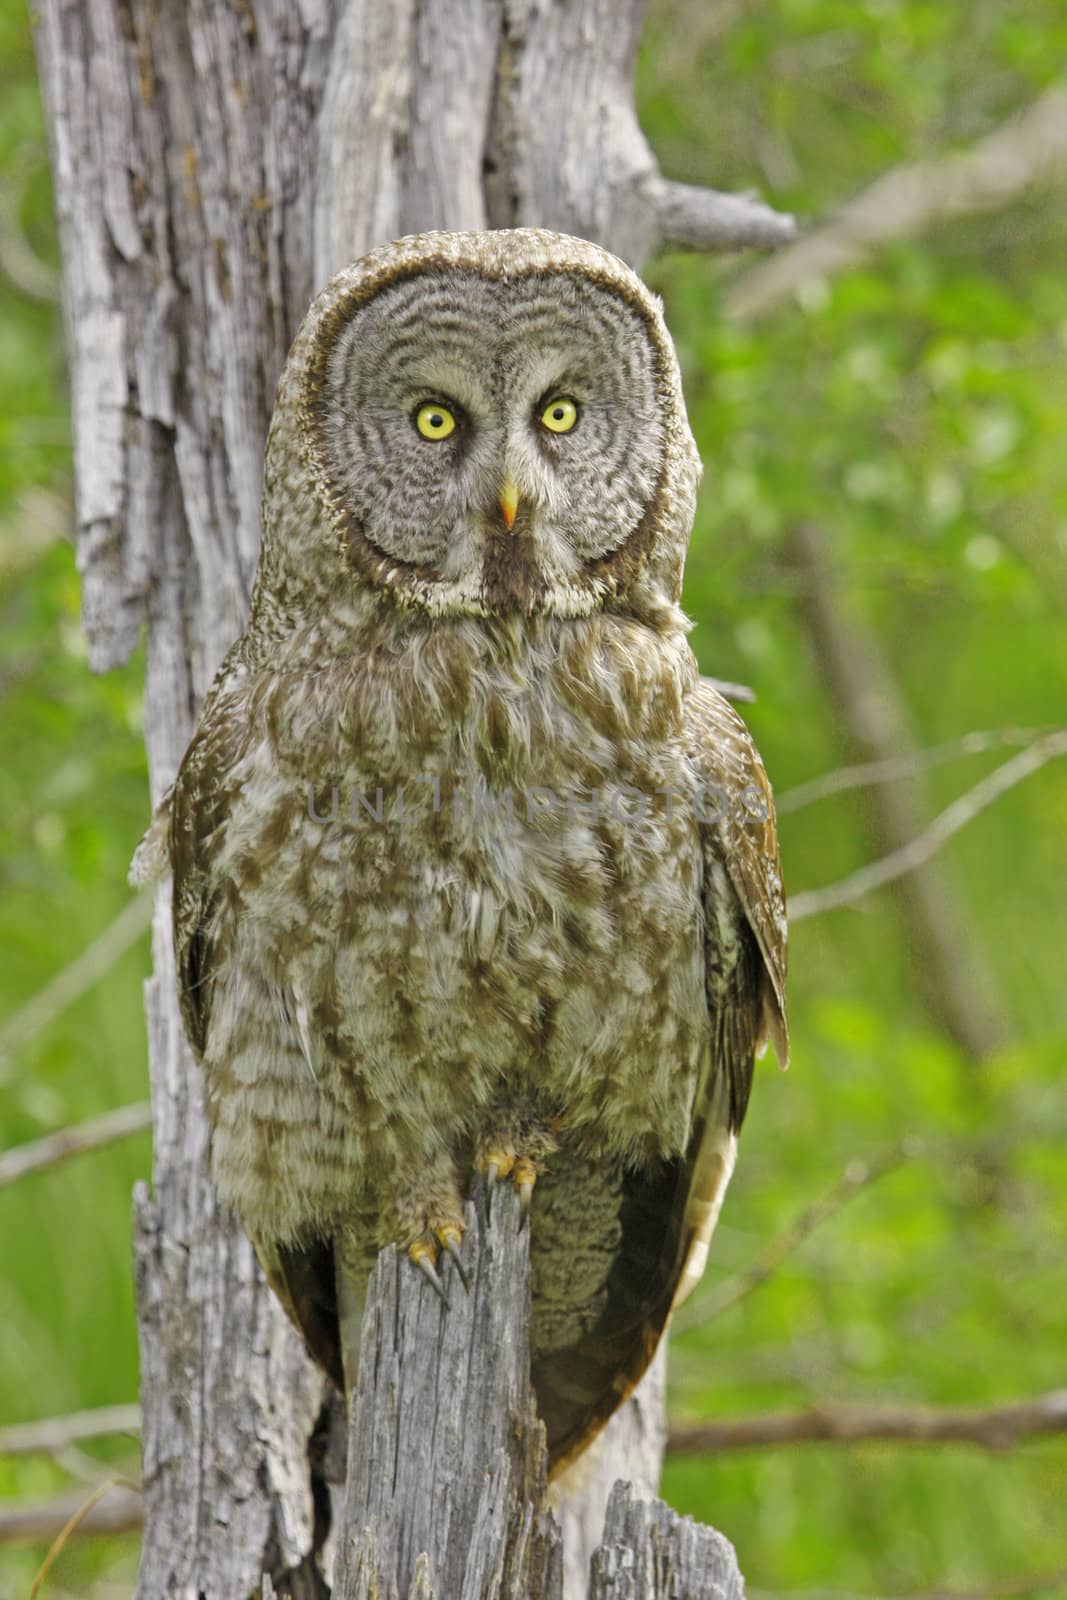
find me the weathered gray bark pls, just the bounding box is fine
[333,1181,563,1600]
[589,1483,745,1600]
[555,1347,668,1600]
[331,1182,742,1600]
[33,3,792,1594]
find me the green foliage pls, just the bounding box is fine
[638,2,1067,1590]
[1,0,1065,1593]
[0,9,148,1592]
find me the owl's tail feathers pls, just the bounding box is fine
[535,1065,739,1481]
[533,1153,690,1481]
[128,786,174,886]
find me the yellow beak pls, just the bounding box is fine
[498,477,520,531]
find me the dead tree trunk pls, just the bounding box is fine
[331,1182,742,1600]
[332,1181,563,1599]
[32,4,792,1594]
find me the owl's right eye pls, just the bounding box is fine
[414,402,457,441]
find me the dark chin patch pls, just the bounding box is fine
[481,525,546,615]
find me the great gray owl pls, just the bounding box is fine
[134,228,788,1478]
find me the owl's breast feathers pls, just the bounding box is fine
[156,609,787,1474]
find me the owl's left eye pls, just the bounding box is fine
[414,402,457,441]
[539,396,579,434]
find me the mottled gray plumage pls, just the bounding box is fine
[134,228,788,1476]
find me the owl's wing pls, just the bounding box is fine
[167,691,346,1390]
[541,681,787,1477]
[672,679,788,1307]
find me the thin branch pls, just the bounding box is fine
[29,1480,141,1598]
[0,893,152,1071]
[668,1388,1067,1457]
[787,520,1010,1064]
[0,1404,141,1458]
[0,1103,152,1191]
[725,79,1067,319]
[672,1140,919,1334]
[650,176,797,252]
[789,731,1067,923]
[11,1381,1067,1533]
[776,727,1049,814]
[50,1443,127,1488]
[0,167,61,303]
[0,1484,143,1546]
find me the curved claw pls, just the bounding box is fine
[409,1246,449,1306]
[438,1228,470,1293]
[512,1157,537,1221]
[480,1148,515,1192]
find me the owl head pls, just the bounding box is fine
[253,230,701,634]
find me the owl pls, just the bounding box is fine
[136,228,788,1479]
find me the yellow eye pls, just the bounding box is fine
[540,396,579,434]
[415,402,456,440]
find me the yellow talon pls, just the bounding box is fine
[408,1241,448,1304]
[512,1156,537,1216]
[480,1147,516,1186]
[435,1222,469,1291]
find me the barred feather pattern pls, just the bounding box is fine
[154,229,788,1475]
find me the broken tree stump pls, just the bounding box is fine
[332,1179,743,1600]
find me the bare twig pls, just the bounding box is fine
[789,731,1067,923]
[0,1404,141,1459]
[10,1383,1066,1550]
[776,727,1048,814]
[668,1388,1067,1457]
[0,893,152,1072]
[0,1483,142,1546]
[726,80,1067,319]
[672,1141,920,1334]
[50,1443,126,1488]
[787,521,1010,1065]
[0,167,61,303]
[650,177,797,252]
[29,1479,141,1597]
[671,1119,1065,1357]
[0,1103,152,1191]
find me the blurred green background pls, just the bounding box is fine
[1,0,1065,1594]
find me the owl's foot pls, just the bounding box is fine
[384,1160,469,1302]
[475,1110,562,1217]
[404,1216,470,1303]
